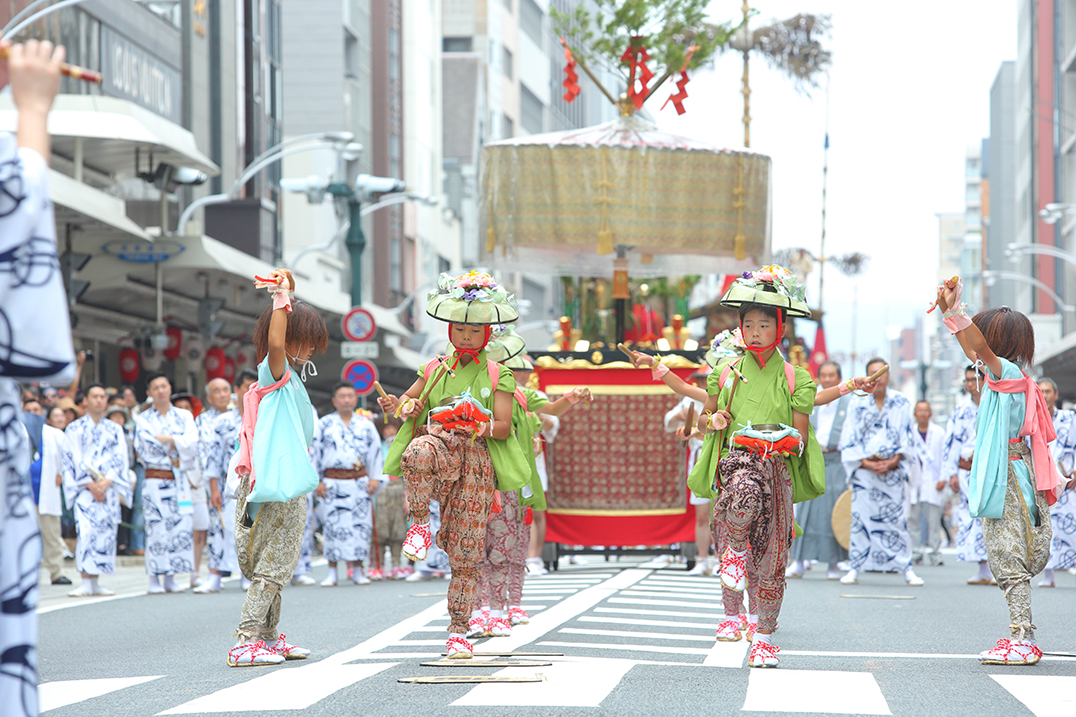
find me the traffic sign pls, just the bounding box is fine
[341,358,378,396]
[342,342,380,360]
[342,307,377,342]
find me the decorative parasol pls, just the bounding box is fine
[483,114,771,269]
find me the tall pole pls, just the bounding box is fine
[740,2,752,148]
[326,181,366,306]
[818,74,831,314]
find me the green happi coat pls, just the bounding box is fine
[511,386,549,510]
[687,354,826,511]
[384,350,530,492]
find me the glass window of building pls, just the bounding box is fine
[443,37,473,52]
[503,46,513,79]
[521,85,543,135]
[521,0,543,44]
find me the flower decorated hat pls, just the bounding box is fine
[719,264,812,318]
[447,323,527,363]
[704,328,747,368]
[503,353,534,371]
[426,270,519,325]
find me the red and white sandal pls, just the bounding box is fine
[748,640,780,668]
[979,638,1042,665]
[446,635,474,660]
[720,548,748,592]
[227,640,285,667]
[715,617,745,642]
[267,633,310,660]
[508,607,529,625]
[488,617,513,637]
[467,614,490,639]
[402,522,433,562]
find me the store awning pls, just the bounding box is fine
[0,95,219,176]
[49,169,152,243]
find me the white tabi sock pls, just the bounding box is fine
[1041,569,1055,583]
[490,609,502,619]
[88,576,99,590]
[209,573,223,591]
[978,561,991,579]
[754,632,771,645]
[448,632,465,640]
[748,614,758,624]
[471,609,484,619]
[77,578,93,592]
[148,574,162,589]
[722,614,739,623]
[162,574,179,591]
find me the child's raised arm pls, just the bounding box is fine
[5,39,65,162]
[937,279,1001,378]
[267,269,295,381]
[629,350,708,403]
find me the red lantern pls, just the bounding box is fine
[119,348,140,383]
[163,326,183,360]
[204,347,226,380]
[223,356,236,383]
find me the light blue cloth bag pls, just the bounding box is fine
[246,359,319,503]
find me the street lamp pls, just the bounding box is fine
[281,174,437,305]
[175,132,359,236]
[1038,203,1076,225]
[1005,241,1076,268]
[981,270,1075,312]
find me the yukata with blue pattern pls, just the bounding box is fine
[942,399,988,562]
[0,134,75,717]
[1045,408,1076,571]
[61,415,132,576]
[839,389,917,572]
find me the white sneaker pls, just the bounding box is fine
[526,559,548,576]
[904,568,924,587]
[687,561,707,576]
[228,640,285,667]
[291,574,316,586]
[839,569,859,585]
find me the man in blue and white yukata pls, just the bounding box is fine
[838,357,924,587]
[133,373,199,594]
[1037,378,1076,587]
[61,383,132,598]
[194,372,256,594]
[943,365,991,584]
[311,382,384,586]
[0,39,75,717]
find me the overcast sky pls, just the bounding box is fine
[654,0,1018,370]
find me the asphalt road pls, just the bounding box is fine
[37,553,1076,716]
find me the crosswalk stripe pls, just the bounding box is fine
[615,591,717,601]
[578,616,716,631]
[539,640,711,656]
[560,627,715,642]
[645,574,721,583]
[608,596,726,609]
[633,583,722,595]
[158,663,397,714]
[990,675,1076,717]
[40,676,163,713]
[741,669,891,714]
[704,640,749,668]
[451,658,635,707]
[593,606,724,619]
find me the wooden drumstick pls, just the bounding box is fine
[0,45,103,84]
[616,343,636,362]
[373,381,389,400]
[681,404,695,447]
[867,364,889,383]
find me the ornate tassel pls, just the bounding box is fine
[597,228,614,255]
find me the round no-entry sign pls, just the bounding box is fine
[342,307,377,342]
[341,359,378,396]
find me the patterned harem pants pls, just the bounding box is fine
[715,450,794,633]
[981,441,1052,642]
[478,490,529,612]
[234,475,307,643]
[401,425,495,635]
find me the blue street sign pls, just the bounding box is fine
[341,358,378,396]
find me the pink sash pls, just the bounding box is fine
[985,372,1063,506]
